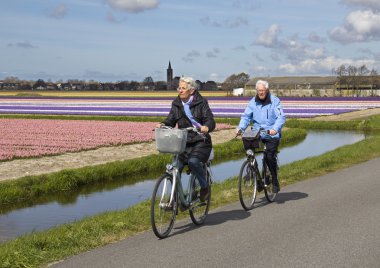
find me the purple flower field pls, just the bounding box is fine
[0,96,379,118]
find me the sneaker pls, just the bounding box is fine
[200,188,209,202]
[272,185,280,193]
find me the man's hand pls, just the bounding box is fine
[200,125,209,133]
[268,129,277,135]
[235,128,243,136]
[156,123,164,128]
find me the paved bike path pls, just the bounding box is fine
[51,158,380,268]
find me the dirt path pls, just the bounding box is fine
[1,108,379,182]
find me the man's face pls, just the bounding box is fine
[257,84,268,100]
[178,81,194,101]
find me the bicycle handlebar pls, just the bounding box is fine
[235,127,270,138]
[155,125,201,134]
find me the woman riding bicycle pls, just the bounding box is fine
[156,76,215,201]
[236,80,286,193]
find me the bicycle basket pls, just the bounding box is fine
[242,130,261,150]
[155,128,188,154]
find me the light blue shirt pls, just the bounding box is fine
[182,96,202,128]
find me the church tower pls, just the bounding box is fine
[167,61,173,90]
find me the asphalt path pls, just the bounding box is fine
[51,158,380,268]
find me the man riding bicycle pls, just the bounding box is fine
[236,79,286,193]
[157,76,215,201]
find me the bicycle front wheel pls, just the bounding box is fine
[238,160,258,210]
[263,162,277,202]
[150,174,176,238]
[189,171,211,225]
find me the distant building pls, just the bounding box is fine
[245,76,380,97]
[167,61,173,90]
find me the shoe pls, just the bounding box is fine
[272,185,280,193]
[257,183,263,192]
[200,187,209,202]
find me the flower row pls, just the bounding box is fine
[0,119,232,161]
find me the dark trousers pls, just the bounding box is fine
[262,139,280,187]
[178,157,208,189]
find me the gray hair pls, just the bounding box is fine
[256,79,269,89]
[180,76,198,91]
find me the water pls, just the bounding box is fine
[0,130,365,242]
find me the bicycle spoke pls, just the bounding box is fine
[238,160,257,210]
[189,171,211,225]
[151,174,176,238]
[264,164,277,202]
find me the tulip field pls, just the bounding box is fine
[1,96,379,118]
[1,95,379,161]
[0,119,232,161]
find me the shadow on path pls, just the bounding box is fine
[273,191,308,204]
[167,191,308,238]
[170,209,250,237]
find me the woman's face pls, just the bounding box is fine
[178,81,194,101]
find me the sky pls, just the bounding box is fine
[1,0,380,83]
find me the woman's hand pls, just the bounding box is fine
[200,125,209,133]
[156,123,164,128]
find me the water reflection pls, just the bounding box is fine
[0,130,365,242]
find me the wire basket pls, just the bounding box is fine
[242,130,261,150]
[155,128,188,154]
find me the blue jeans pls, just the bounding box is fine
[179,157,208,189]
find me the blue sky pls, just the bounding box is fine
[1,0,380,83]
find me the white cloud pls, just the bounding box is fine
[49,4,68,19]
[255,24,281,48]
[279,56,376,74]
[200,16,248,28]
[106,0,159,13]
[329,10,380,43]
[208,73,219,81]
[340,0,380,12]
[233,46,246,51]
[308,32,326,43]
[7,41,37,49]
[206,48,220,58]
[182,50,201,63]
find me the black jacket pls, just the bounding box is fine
[162,91,216,162]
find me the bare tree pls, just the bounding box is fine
[223,72,250,96]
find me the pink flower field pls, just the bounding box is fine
[0,119,232,161]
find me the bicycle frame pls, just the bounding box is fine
[164,154,200,210]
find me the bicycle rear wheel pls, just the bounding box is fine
[189,170,211,225]
[150,174,176,238]
[263,162,277,202]
[238,160,258,210]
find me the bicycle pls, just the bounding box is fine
[150,126,213,239]
[238,128,279,210]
